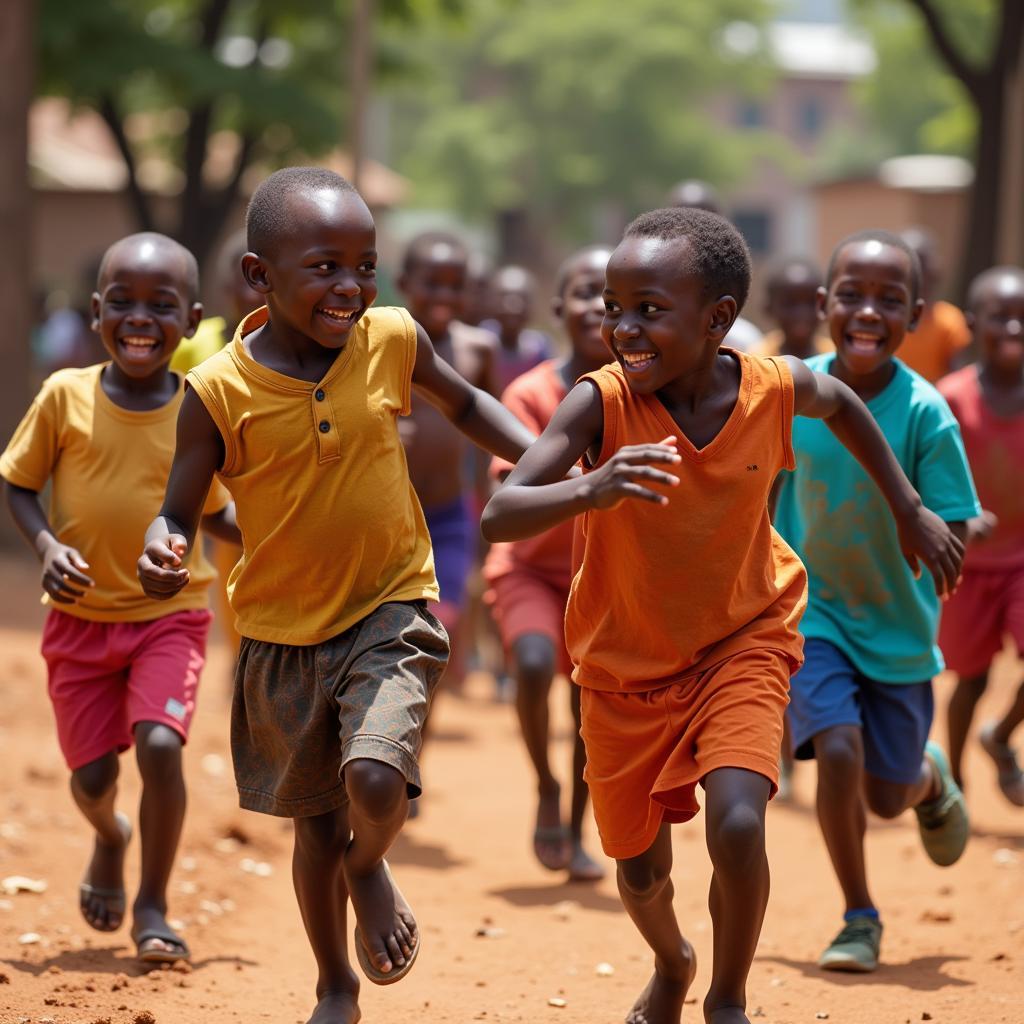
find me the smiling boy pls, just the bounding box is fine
[1,232,237,965]
[137,167,533,1024]
[483,208,963,1024]
[774,230,980,973]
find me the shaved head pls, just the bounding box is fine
[98,232,199,300]
[967,265,1024,311]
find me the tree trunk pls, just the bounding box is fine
[997,35,1024,266]
[0,0,35,547]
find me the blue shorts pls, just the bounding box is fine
[789,638,934,785]
[423,495,475,610]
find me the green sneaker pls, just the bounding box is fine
[915,741,969,867]
[818,915,882,972]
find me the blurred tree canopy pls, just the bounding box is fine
[380,0,778,248]
[37,0,463,266]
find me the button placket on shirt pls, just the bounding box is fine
[312,385,341,461]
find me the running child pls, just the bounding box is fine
[138,167,534,1024]
[397,232,497,648]
[481,264,554,391]
[939,265,1024,806]
[1,232,236,964]
[754,256,833,361]
[483,245,612,882]
[483,207,962,1024]
[774,229,978,973]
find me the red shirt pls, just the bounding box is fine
[939,366,1024,569]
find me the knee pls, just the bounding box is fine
[707,803,765,875]
[294,810,349,860]
[72,754,119,802]
[135,723,183,785]
[345,760,407,826]
[814,728,863,784]
[514,636,555,692]
[617,854,671,902]
[864,779,911,820]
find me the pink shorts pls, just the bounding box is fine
[42,608,212,770]
[938,564,1024,677]
[486,569,573,677]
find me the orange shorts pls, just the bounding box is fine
[579,646,790,860]
[486,569,573,677]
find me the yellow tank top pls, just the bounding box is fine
[187,305,438,645]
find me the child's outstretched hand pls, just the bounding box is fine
[138,534,191,599]
[40,540,94,604]
[966,509,998,544]
[584,436,680,511]
[897,505,965,598]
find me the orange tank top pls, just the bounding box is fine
[565,351,807,692]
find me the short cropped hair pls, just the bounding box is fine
[966,265,1024,311]
[553,245,613,298]
[400,231,469,277]
[97,232,199,302]
[765,255,822,293]
[624,207,752,310]
[247,166,357,256]
[826,229,921,302]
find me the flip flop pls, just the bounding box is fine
[980,722,1024,807]
[533,825,572,872]
[79,811,132,932]
[353,861,419,986]
[134,926,191,965]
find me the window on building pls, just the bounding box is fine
[733,210,772,255]
[798,97,824,140]
[737,99,764,129]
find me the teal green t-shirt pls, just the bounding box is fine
[774,354,979,683]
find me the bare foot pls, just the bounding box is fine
[307,990,361,1024]
[79,811,131,932]
[704,1008,749,1024]
[345,860,417,978]
[625,946,696,1024]
[132,903,189,963]
[534,783,570,871]
[568,841,605,883]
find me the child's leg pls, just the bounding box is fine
[71,751,130,931]
[132,722,188,958]
[343,759,417,975]
[991,678,1024,744]
[702,767,772,1024]
[293,808,360,1024]
[567,684,603,881]
[617,824,696,1024]
[980,677,1024,805]
[946,671,988,787]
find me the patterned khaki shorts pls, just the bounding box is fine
[231,600,449,817]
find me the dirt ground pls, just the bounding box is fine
[1,553,1023,1024]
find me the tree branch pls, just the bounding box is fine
[905,0,983,102]
[98,94,156,232]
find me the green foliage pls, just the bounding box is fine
[380,0,779,238]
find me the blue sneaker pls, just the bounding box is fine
[914,742,969,867]
[819,915,882,972]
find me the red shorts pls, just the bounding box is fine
[486,569,572,677]
[939,564,1024,677]
[42,608,212,770]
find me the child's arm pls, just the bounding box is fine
[785,357,965,596]
[138,389,225,599]
[200,503,241,546]
[411,323,536,463]
[481,381,680,542]
[4,482,94,603]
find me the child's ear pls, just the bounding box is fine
[184,301,204,339]
[908,297,926,333]
[89,292,102,332]
[815,286,828,321]
[551,294,565,321]
[709,296,738,342]
[964,309,976,333]
[242,253,272,294]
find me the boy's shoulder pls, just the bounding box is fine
[34,363,104,409]
[450,318,498,355]
[893,359,957,419]
[502,358,563,400]
[935,364,977,404]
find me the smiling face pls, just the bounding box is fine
[399,243,469,340]
[971,271,1024,378]
[601,237,733,394]
[243,187,378,350]
[91,236,201,380]
[555,249,611,366]
[822,240,923,379]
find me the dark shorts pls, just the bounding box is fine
[423,496,475,610]
[231,600,449,817]
[789,638,933,785]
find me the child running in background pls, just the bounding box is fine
[774,229,978,974]
[754,257,833,361]
[483,207,962,1024]
[1,233,237,964]
[397,232,497,660]
[483,245,612,882]
[138,168,534,1024]
[897,227,972,382]
[939,265,1024,806]
[481,264,554,391]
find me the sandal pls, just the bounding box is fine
[134,926,191,965]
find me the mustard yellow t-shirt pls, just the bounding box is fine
[170,316,227,375]
[187,305,438,646]
[0,364,229,622]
